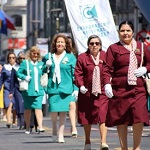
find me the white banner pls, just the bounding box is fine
[64,0,119,54]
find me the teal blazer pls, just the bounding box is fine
[43,52,78,94]
[17,60,44,96]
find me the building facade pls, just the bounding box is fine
[0,0,27,62]
[1,0,150,63]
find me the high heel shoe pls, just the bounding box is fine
[37,128,45,134]
[6,123,11,128]
[101,143,109,150]
[35,126,38,132]
[71,131,78,137]
[58,138,65,143]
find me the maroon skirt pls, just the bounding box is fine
[106,85,149,127]
[77,91,108,125]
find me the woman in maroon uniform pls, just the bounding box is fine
[75,35,109,150]
[103,21,150,150]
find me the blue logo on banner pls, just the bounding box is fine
[80,5,97,22]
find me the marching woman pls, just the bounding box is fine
[103,21,150,150]
[74,35,109,150]
[9,52,26,129]
[44,34,78,143]
[17,46,45,134]
[0,52,17,128]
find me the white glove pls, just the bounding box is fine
[104,84,113,98]
[17,78,22,82]
[134,67,147,77]
[80,86,88,94]
[72,90,79,101]
[46,60,52,67]
[25,76,31,82]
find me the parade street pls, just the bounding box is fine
[0,117,150,150]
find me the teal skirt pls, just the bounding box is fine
[23,96,43,109]
[48,94,75,112]
[148,96,150,111]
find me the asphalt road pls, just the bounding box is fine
[0,117,150,150]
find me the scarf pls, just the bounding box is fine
[31,61,39,92]
[52,51,66,84]
[120,39,137,85]
[91,52,101,96]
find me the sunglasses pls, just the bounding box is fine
[89,42,101,46]
[19,57,25,60]
[9,57,16,59]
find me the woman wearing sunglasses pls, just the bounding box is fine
[74,35,109,150]
[9,51,26,130]
[0,52,18,128]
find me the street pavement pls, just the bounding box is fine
[0,117,150,150]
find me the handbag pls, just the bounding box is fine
[0,85,4,108]
[19,60,30,91]
[140,42,150,95]
[40,53,51,87]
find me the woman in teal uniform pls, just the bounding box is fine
[44,34,78,143]
[17,46,45,134]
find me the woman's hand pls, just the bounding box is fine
[104,84,113,98]
[46,60,52,67]
[80,86,88,94]
[134,67,147,77]
[25,76,31,82]
[9,94,13,100]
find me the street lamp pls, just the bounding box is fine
[31,20,40,45]
[50,8,62,34]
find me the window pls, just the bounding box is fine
[12,15,22,30]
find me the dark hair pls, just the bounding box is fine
[119,21,134,32]
[87,35,102,46]
[66,35,78,57]
[51,34,72,53]
[7,52,16,63]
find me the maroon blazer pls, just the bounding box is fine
[103,41,150,86]
[75,50,105,96]
[102,41,150,126]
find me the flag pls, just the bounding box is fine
[64,0,119,54]
[1,10,15,30]
[0,9,15,35]
[0,9,7,34]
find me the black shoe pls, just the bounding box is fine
[35,126,38,132]
[30,128,33,133]
[6,123,11,128]
[37,128,45,134]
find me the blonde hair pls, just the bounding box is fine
[25,46,42,61]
